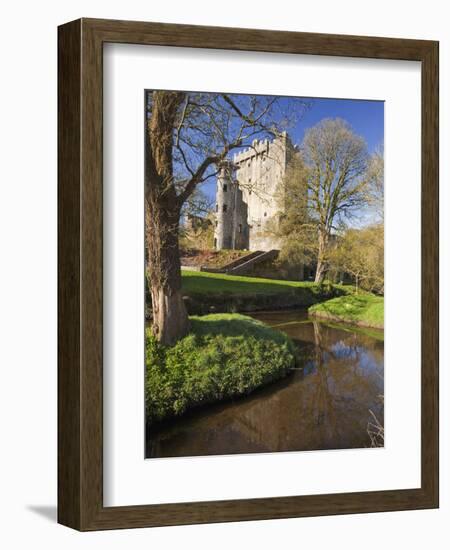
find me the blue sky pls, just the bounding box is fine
[201,96,384,202]
[291,97,384,153]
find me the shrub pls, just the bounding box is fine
[145,314,296,425]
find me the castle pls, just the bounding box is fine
[214,132,294,252]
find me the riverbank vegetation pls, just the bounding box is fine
[328,224,384,294]
[309,293,384,329]
[145,313,296,426]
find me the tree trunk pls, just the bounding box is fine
[314,260,326,284]
[145,90,189,345]
[314,229,328,283]
[146,198,189,346]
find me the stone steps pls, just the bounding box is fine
[198,250,263,273]
[227,249,279,275]
[220,250,264,271]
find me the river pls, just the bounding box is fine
[146,309,384,458]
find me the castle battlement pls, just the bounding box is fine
[233,139,270,163]
[233,132,288,165]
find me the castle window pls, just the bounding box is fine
[215,204,218,212]
[215,220,218,227]
[223,184,227,192]
[238,224,242,234]
[223,204,227,212]
[264,212,267,217]
[249,190,252,196]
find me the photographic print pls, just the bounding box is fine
[144,90,384,459]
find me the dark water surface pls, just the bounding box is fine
[146,310,384,458]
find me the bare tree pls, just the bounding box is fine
[182,187,214,219]
[179,188,215,251]
[145,90,308,344]
[366,144,384,221]
[301,118,369,283]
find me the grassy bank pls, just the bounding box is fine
[180,270,348,315]
[182,269,328,294]
[145,313,295,426]
[308,293,384,329]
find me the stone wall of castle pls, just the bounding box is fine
[214,133,294,252]
[214,161,248,250]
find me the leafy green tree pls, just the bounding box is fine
[329,225,384,294]
[270,154,318,277]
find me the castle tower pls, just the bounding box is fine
[214,160,249,250]
[214,161,235,250]
[214,133,296,252]
[232,132,293,251]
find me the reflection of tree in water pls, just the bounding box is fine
[310,321,339,440]
[304,321,384,447]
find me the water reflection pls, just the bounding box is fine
[146,310,384,458]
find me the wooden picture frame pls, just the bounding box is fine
[58,18,439,530]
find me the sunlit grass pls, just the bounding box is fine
[181,269,348,295]
[309,293,384,329]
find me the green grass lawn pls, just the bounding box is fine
[181,269,336,295]
[145,313,295,426]
[309,293,384,329]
